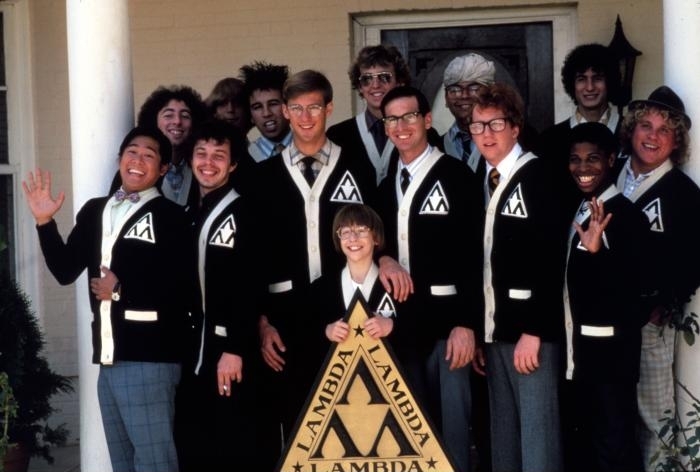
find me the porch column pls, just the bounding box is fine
[666,0,700,468]
[65,1,133,470]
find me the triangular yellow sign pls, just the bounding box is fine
[276,291,456,472]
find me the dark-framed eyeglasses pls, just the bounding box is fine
[336,225,371,241]
[445,83,483,98]
[468,118,508,135]
[286,104,325,117]
[358,72,394,87]
[382,111,422,128]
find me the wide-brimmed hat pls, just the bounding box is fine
[628,85,691,129]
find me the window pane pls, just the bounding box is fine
[0,174,14,279]
[0,92,7,164]
[0,12,4,85]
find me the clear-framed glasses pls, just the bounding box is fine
[468,118,508,135]
[382,111,422,128]
[358,72,394,87]
[336,225,371,241]
[286,104,325,117]
[445,83,483,98]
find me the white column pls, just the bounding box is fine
[66,1,133,470]
[666,0,700,468]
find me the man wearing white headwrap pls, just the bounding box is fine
[441,53,496,172]
[438,52,496,472]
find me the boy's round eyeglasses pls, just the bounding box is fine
[337,226,371,240]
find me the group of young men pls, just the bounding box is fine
[22,41,700,472]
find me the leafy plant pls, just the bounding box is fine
[651,304,700,471]
[0,372,19,471]
[0,275,73,464]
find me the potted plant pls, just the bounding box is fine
[0,274,73,471]
[0,372,18,472]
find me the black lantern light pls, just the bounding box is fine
[607,15,642,115]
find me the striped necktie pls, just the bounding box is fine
[488,168,500,195]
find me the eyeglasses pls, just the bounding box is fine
[358,72,394,87]
[336,226,371,241]
[468,118,508,135]
[286,104,325,117]
[445,83,483,98]
[382,111,422,128]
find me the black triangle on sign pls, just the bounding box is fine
[275,290,456,472]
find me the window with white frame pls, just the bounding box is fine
[0,10,13,279]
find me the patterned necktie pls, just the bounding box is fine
[165,162,185,199]
[459,131,471,162]
[400,168,411,194]
[488,168,500,196]
[271,142,285,157]
[114,188,140,203]
[302,156,316,186]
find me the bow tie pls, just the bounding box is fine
[114,189,140,203]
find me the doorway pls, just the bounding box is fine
[352,6,577,134]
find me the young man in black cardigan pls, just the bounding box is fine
[24,127,190,472]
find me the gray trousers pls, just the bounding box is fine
[486,342,562,472]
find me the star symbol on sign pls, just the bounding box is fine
[353,324,365,337]
[426,457,437,469]
[292,461,303,472]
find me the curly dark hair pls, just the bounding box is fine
[136,84,207,129]
[239,61,290,100]
[188,118,248,165]
[349,44,411,92]
[561,43,621,106]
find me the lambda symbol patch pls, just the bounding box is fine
[375,293,397,319]
[642,198,664,233]
[500,183,528,219]
[330,171,364,203]
[124,212,156,243]
[419,181,449,215]
[276,292,455,472]
[209,214,236,249]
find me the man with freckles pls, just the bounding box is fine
[23,127,189,472]
[375,85,484,472]
[470,83,565,472]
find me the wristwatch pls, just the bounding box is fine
[111,282,121,302]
